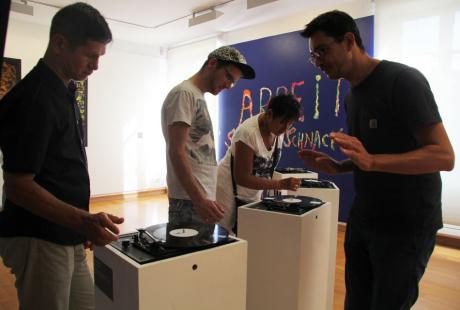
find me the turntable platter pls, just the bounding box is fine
[147,223,230,249]
[169,228,199,237]
[282,198,302,204]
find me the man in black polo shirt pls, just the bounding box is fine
[0,3,124,310]
[298,10,455,310]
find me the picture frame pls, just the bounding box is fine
[74,80,88,147]
[0,57,21,100]
[1,58,89,147]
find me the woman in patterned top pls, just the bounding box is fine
[216,94,302,233]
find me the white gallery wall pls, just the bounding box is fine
[375,0,460,225]
[85,41,168,196]
[1,0,458,227]
[1,17,169,198]
[0,0,373,204]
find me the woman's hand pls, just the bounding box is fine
[279,177,301,191]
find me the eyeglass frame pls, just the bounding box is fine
[222,66,237,88]
[308,38,341,65]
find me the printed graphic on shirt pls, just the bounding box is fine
[189,98,216,165]
[252,148,280,178]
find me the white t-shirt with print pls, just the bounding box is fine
[216,114,283,231]
[161,80,217,200]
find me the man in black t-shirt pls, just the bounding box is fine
[0,3,124,310]
[298,10,455,310]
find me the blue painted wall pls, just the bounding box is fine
[218,16,374,222]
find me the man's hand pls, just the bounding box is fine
[279,177,301,191]
[192,198,225,224]
[298,149,343,174]
[330,132,374,171]
[80,212,125,246]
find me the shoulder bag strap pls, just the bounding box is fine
[230,153,238,197]
[270,136,280,178]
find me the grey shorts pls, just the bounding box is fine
[0,237,94,310]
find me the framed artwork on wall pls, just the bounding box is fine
[74,80,88,147]
[0,57,21,100]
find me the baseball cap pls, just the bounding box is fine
[208,46,256,79]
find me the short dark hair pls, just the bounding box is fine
[50,2,112,48]
[267,94,301,122]
[301,10,364,51]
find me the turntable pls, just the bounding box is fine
[252,195,324,215]
[94,223,247,310]
[107,223,234,264]
[287,178,340,223]
[238,195,335,310]
[271,167,318,195]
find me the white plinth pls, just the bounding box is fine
[238,199,337,310]
[94,238,247,310]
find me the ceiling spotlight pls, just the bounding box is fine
[247,0,278,9]
[11,0,33,16]
[189,9,223,27]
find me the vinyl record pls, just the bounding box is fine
[275,167,313,173]
[262,195,324,213]
[282,198,302,204]
[145,223,230,249]
[300,178,335,188]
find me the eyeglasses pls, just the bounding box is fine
[308,40,337,65]
[223,66,237,88]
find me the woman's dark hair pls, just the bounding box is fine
[267,94,301,122]
[50,2,112,49]
[301,10,364,51]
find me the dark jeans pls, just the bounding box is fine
[344,215,437,310]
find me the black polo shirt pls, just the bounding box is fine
[345,60,443,232]
[0,60,90,245]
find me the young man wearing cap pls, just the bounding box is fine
[298,10,455,309]
[161,46,255,227]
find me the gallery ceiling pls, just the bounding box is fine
[9,0,351,48]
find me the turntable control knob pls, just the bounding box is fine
[122,240,130,248]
